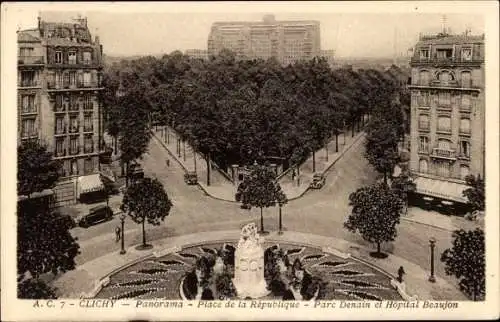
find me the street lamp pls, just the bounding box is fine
[120,213,126,255]
[278,204,283,235]
[428,237,436,283]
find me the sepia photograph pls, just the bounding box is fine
[1,1,499,321]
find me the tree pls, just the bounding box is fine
[463,174,485,212]
[18,197,80,279]
[391,171,416,215]
[17,140,61,197]
[121,177,173,249]
[364,117,401,184]
[441,228,485,301]
[18,278,57,299]
[344,182,404,258]
[235,163,284,234]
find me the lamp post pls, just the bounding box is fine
[278,204,283,235]
[120,213,126,255]
[428,237,436,283]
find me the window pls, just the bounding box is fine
[461,94,471,110]
[55,138,65,157]
[20,71,37,87]
[83,72,92,87]
[460,140,471,158]
[438,92,451,107]
[419,70,430,85]
[21,118,36,138]
[460,118,471,134]
[19,47,34,56]
[55,117,66,134]
[419,136,429,153]
[84,135,94,153]
[461,71,471,88]
[460,165,470,180]
[437,139,451,151]
[83,52,92,64]
[418,92,430,106]
[69,116,79,133]
[418,114,430,130]
[63,72,70,88]
[436,161,451,177]
[70,137,79,155]
[84,158,94,174]
[436,49,453,60]
[70,159,78,175]
[68,51,77,64]
[419,49,429,59]
[69,71,76,86]
[83,95,93,110]
[438,71,453,85]
[21,95,36,113]
[419,159,428,173]
[437,116,451,132]
[55,72,63,87]
[55,51,63,64]
[84,113,93,132]
[461,48,472,61]
[54,95,64,112]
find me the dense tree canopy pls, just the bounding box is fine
[17,140,62,197]
[441,228,485,300]
[121,177,173,248]
[18,197,80,279]
[463,174,485,212]
[102,51,404,175]
[344,182,404,257]
[235,163,286,233]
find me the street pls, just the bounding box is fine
[72,134,458,285]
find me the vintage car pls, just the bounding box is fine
[77,205,114,228]
[184,171,198,185]
[309,173,326,189]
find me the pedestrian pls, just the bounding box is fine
[166,158,170,167]
[115,226,121,242]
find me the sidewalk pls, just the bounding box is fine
[402,207,482,232]
[52,229,467,301]
[151,127,364,202]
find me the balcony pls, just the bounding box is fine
[459,128,471,136]
[54,149,67,158]
[47,81,102,91]
[84,145,94,154]
[54,126,67,136]
[83,126,94,133]
[69,147,81,156]
[430,148,456,160]
[18,56,44,66]
[20,105,37,115]
[69,125,80,134]
[46,60,102,69]
[18,80,41,88]
[410,56,484,66]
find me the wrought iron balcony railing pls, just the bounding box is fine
[431,148,456,160]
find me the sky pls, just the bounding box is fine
[9,2,486,58]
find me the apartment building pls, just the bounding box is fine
[408,32,484,211]
[18,16,105,205]
[207,15,323,65]
[185,49,209,60]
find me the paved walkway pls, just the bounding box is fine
[52,229,467,300]
[152,126,364,201]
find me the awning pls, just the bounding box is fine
[414,176,468,203]
[77,174,105,196]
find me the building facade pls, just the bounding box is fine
[408,32,484,207]
[208,15,322,65]
[18,16,104,204]
[185,49,209,60]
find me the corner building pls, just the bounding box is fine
[17,16,104,205]
[208,15,321,65]
[408,33,484,211]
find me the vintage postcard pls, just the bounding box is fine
[1,1,499,321]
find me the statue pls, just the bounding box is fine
[232,223,270,298]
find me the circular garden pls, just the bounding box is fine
[95,241,402,301]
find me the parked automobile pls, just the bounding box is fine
[184,172,198,185]
[77,205,114,228]
[240,203,251,210]
[310,173,326,189]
